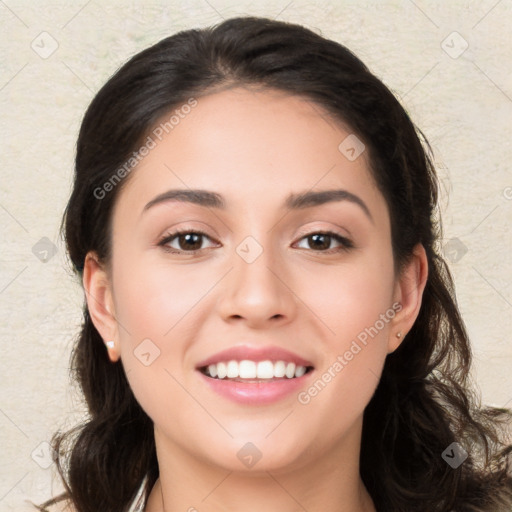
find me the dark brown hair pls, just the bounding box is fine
[37,15,512,512]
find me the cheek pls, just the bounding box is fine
[112,256,215,342]
[110,255,217,422]
[297,248,395,341]
[294,248,395,418]
[295,300,393,448]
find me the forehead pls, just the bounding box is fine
[113,86,386,223]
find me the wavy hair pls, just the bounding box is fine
[37,15,512,512]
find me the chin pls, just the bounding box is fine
[192,431,312,474]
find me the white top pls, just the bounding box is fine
[128,478,147,511]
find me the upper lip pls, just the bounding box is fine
[195,345,314,369]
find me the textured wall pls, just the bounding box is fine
[1,0,511,509]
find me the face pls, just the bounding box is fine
[87,86,422,474]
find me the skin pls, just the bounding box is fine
[84,86,428,512]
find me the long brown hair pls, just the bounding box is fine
[37,15,512,512]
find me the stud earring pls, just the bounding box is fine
[105,340,115,349]
[396,332,402,338]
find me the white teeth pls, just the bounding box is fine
[226,360,238,378]
[285,362,296,378]
[239,360,256,378]
[217,362,227,379]
[257,360,274,379]
[295,365,306,377]
[274,360,286,378]
[208,364,217,378]
[203,359,310,379]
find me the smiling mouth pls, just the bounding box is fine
[199,360,314,381]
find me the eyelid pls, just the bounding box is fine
[293,224,352,243]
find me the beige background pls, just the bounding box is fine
[1,0,511,509]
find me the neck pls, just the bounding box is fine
[145,419,376,512]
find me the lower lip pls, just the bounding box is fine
[197,370,313,404]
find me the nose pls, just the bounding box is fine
[216,238,297,329]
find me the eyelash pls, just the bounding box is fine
[157,228,354,255]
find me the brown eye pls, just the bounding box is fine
[175,232,203,251]
[158,229,354,255]
[158,230,216,253]
[307,233,331,250]
[295,231,354,253]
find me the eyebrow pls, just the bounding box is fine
[142,188,373,223]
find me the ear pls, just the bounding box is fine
[82,251,120,362]
[388,243,428,353]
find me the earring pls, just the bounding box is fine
[105,340,115,349]
[396,332,402,338]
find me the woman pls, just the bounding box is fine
[36,15,511,512]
